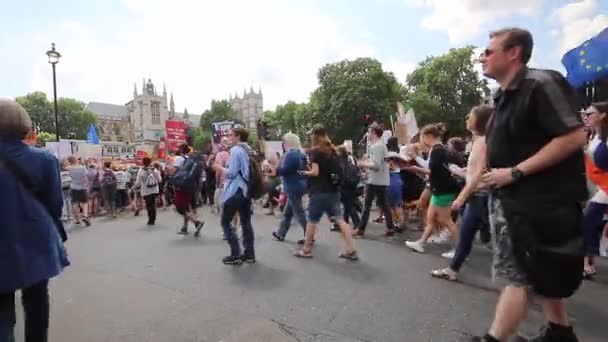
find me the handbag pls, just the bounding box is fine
[0,157,68,242]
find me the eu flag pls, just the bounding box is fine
[86,124,100,144]
[562,27,608,88]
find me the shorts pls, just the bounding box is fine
[430,193,456,207]
[308,192,342,224]
[175,189,193,215]
[71,189,88,204]
[489,195,584,298]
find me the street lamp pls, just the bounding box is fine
[46,43,61,141]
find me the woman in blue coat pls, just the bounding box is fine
[0,99,70,342]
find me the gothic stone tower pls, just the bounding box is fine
[128,78,169,143]
[230,86,263,131]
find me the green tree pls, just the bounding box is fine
[16,92,52,132]
[404,46,490,136]
[199,99,237,130]
[16,92,97,140]
[57,98,97,139]
[36,131,57,145]
[310,58,402,143]
[190,127,212,152]
[262,101,311,139]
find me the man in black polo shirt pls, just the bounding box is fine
[477,28,587,342]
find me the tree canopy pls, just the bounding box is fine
[16,92,97,140]
[404,46,490,136]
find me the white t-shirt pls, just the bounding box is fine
[173,156,186,169]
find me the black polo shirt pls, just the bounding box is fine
[486,67,587,203]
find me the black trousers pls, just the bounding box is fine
[144,194,157,224]
[341,191,361,228]
[0,280,49,342]
[357,184,393,232]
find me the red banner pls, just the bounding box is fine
[135,150,147,166]
[165,120,187,153]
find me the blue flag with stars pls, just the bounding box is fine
[562,27,608,88]
[86,124,100,144]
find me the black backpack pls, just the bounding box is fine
[341,157,361,190]
[327,150,343,188]
[236,144,266,200]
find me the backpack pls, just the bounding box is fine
[172,153,204,193]
[327,151,343,188]
[144,168,158,188]
[341,157,361,190]
[101,169,117,188]
[236,143,266,200]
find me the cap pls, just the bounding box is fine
[307,124,327,136]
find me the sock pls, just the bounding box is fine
[483,333,500,342]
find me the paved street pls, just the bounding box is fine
[15,207,608,342]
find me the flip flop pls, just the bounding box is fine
[294,249,313,258]
[339,251,359,261]
[430,268,457,281]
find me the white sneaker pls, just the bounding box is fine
[405,240,425,253]
[441,249,455,260]
[427,234,440,244]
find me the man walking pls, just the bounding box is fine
[215,127,255,265]
[353,124,394,238]
[478,27,587,341]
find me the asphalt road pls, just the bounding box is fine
[14,206,608,342]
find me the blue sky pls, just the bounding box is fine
[1,0,607,112]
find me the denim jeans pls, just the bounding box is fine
[582,201,608,256]
[0,280,49,342]
[358,184,393,232]
[221,189,254,257]
[450,194,489,271]
[276,193,307,239]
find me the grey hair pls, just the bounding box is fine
[282,132,302,150]
[0,99,31,139]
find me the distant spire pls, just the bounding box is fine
[183,107,189,118]
[258,85,262,95]
[162,83,167,98]
[243,87,247,97]
[142,78,145,93]
[169,92,175,116]
[250,85,254,94]
[229,93,233,100]
[133,82,138,97]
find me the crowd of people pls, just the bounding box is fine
[1,26,607,342]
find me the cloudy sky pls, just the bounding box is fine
[1,0,607,113]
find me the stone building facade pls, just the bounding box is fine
[229,87,264,130]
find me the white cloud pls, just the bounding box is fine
[384,60,416,84]
[407,0,542,44]
[28,0,413,113]
[553,0,608,54]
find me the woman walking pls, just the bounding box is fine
[295,124,358,260]
[0,99,70,342]
[430,105,493,281]
[134,157,162,225]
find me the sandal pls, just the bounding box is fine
[339,251,359,261]
[294,249,313,258]
[583,267,597,280]
[430,268,457,281]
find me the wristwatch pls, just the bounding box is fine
[511,167,524,183]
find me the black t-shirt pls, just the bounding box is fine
[309,148,339,194]
[486,68,587,203]
[428,144,460,195]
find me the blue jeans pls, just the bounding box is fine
[450,194,489,271]
[276,193,307,239]
[221,190,254,257]
[0,280,49,342]
[582,201,608,256]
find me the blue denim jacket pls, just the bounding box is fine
[221,144,250,203]
[0,138,69,293]
[276,148,307,196]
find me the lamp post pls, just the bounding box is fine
[46,43,61,142]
